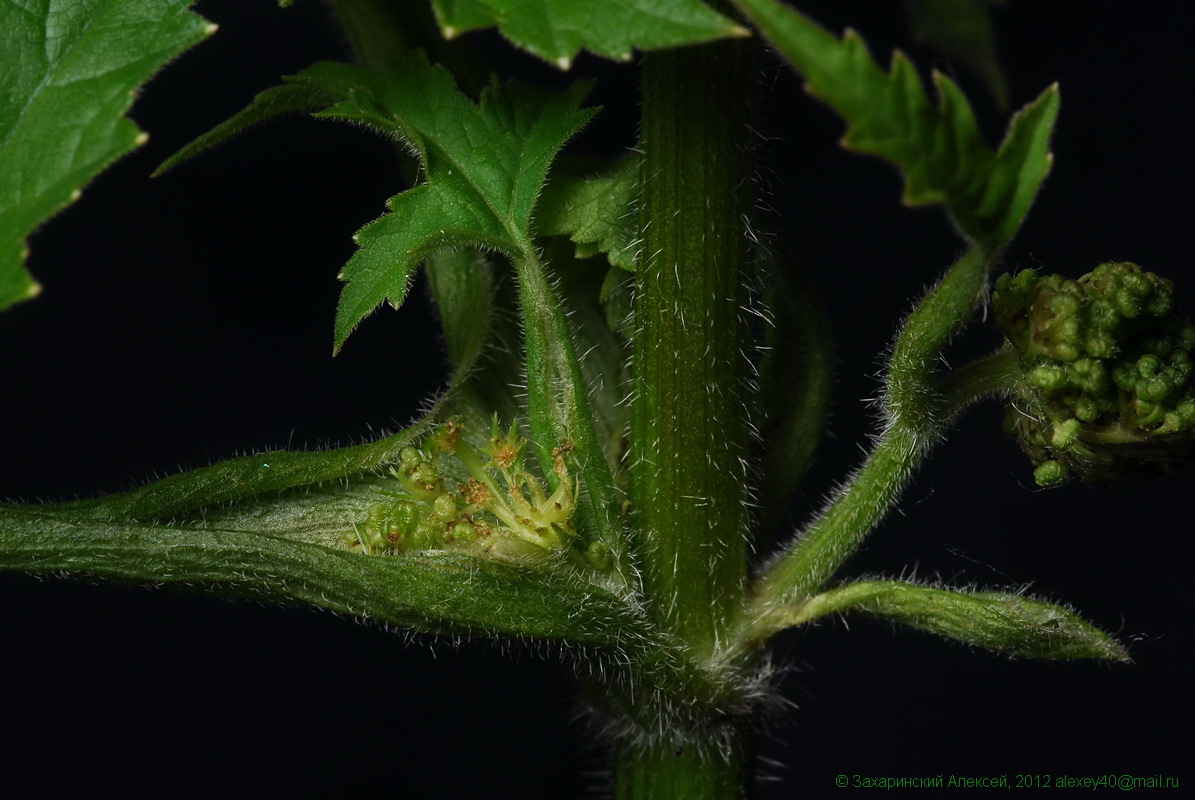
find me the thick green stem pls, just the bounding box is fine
[611,732,754,800]
[603,23,760,800]
[331,1,763,791]
[631,33,758,662]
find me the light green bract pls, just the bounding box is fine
[733,0,1057,250]
[431,0,746,68]
[0,0,213,312]
[0,417,640,643]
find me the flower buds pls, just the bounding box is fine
[344,417,593,567]
[994,262,1195,486]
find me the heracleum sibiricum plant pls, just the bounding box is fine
[2,1,1191,796]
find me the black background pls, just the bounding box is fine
[1,1,1190,797]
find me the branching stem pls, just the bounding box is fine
[744,249,1014,632]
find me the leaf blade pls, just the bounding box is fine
[282,56,596,351]
[0,0,213,311]
[333,184,509,350]
[732,0,1058,249]
[49,427,424,524]
[431,0,746,68]
[981,85,1060,246]
[537,155,640,271]
[154,81,338,176]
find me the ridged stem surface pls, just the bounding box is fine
[631,31,758,662]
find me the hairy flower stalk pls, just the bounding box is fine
[749,248,997,621]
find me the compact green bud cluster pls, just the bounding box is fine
[993,262,1195,486]
[344,417,598,566]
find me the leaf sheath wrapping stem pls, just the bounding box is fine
[515,250,627,580]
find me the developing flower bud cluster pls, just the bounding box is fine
[993,262,1195,486]
[344,417,586,565]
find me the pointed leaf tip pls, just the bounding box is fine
[751,580,1128,662]
[155,80,341,177]
[0,0,211,313]
[304,55,595,349]
[733,0,1058,250]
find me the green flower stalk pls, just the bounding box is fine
[994,262,1195,486]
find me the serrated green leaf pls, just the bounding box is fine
[905,0,1009,111]
[748,579,1128,661]
[733,0,1057,249]
[154,82,339,176]
[978,86,1059,248]
[336,182,509,349]
[0,0,213,312]
[0,504,648,644]
[116,51,624,584]
[272,56,596,351]
[431,0,747,69]
[538,155,639,271]
[163,56,597,353]
[311,54,627,567]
